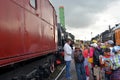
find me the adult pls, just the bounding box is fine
[97,41,104,55]
[83,44,90,80]
[92,43,100,66]
[110,46,120,80]
[107,40,115,56]
[80,40,84,51]
[92,43,101,80]
[64,38,73,80]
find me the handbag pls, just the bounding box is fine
[88,48,93,63]
[88,57,93,63]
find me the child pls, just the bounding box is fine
[74,44,86,80]
[99,48,112,80]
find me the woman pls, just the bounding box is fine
[83,45,90,80]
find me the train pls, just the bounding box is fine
[92,24,120,46]
[112,24,120,45]
[56,23,74,64]
[0,0,58,67]
[0,0,74,78]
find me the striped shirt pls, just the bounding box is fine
[110,54,120,70]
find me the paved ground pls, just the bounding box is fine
[58,60,77,80]
[58,60,94,80]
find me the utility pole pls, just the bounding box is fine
[109,25,111,32]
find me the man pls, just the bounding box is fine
[64,39,73,80]
[107,40,115,56]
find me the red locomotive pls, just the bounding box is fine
[0,0,58,67]
[0,0,75,79]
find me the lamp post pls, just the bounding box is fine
[91,32,92,40]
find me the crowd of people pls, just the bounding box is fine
[63,39,120,80]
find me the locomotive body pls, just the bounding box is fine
[0,0,57,67]
[113,25,120,45]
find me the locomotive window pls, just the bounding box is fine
[30,0,37,9]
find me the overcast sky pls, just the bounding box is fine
[50,0,120,40]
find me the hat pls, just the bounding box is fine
[92,40,97,43]
[91,43,98,48]
[107,40,114,45]
[66,38,73,43]
[74,42,80,49]
[113,46,120,52]
[75,45,80,49]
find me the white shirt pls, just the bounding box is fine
[64,43,72,61]
[110,47,115,56]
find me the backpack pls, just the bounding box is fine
[74,50,84,63]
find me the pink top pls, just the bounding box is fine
[88,47,94,58]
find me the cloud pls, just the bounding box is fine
[50,0,120,40]
[50,0,119,28]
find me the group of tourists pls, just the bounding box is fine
[63,38,120,80]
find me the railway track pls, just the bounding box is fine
[0,58,65,80]
[48,64,65,80]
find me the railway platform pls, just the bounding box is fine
[58,60,77,80]
[58,60,94,80]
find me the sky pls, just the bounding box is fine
[50,0,120,40]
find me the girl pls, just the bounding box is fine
[74,44,86,80]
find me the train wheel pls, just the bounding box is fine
[50,62,55,73]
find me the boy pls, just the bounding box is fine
[99,48,112,80]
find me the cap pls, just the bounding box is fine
[92,40,97,43]
[91,43,98,48]
[74,42,80,49]
[75,45,80,49]
[114,46,120,52]
[107,40,114,45]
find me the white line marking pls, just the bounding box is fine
[55,65,66,80]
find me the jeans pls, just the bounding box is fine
[105,73,110,80]
[75,62,86,80]
[65,61,71,79]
